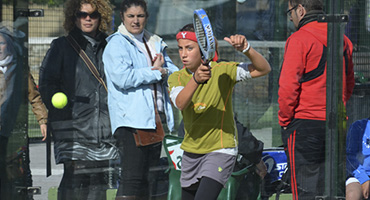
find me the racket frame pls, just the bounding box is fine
[193,8,216,64]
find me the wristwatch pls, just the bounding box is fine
[162,68,168,77]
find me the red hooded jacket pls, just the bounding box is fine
[278,21,355,127]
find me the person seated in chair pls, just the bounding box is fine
[346,117,370,200]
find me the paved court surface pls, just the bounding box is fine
[29,128,272,200]
[29,143,62,200]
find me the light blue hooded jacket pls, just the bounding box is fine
[103,24,178,134]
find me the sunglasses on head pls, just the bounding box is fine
[76,11,100,19]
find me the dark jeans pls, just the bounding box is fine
[114,127,161,197]
[58,160,110,200]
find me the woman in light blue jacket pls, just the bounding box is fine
[102,0,178,199]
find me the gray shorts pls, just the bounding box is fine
[180,151,236,188]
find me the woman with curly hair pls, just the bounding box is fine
[39,0,118,199]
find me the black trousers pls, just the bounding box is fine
[0,135,31,200]
[58,160,110,200]
[281,119,326,200]
[114,127,161,197]
[0,136,9,200]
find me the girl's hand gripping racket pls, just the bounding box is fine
[193,8,216,65]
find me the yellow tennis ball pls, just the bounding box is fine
[51,92,68,109]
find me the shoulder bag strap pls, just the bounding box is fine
[66,35,108,91]
[143,38,163,129]
[143,37,159,101]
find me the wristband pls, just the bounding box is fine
[193,75,201,84]
[162,68,168,77]
[242,42,251,53]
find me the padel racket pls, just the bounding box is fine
[193,8,216,64]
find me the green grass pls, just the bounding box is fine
[269,193,292,199]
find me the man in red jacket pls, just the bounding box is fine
[278,0,355,199]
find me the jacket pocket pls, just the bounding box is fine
[51,120,75,141]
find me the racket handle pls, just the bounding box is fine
[204,63,211,84]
